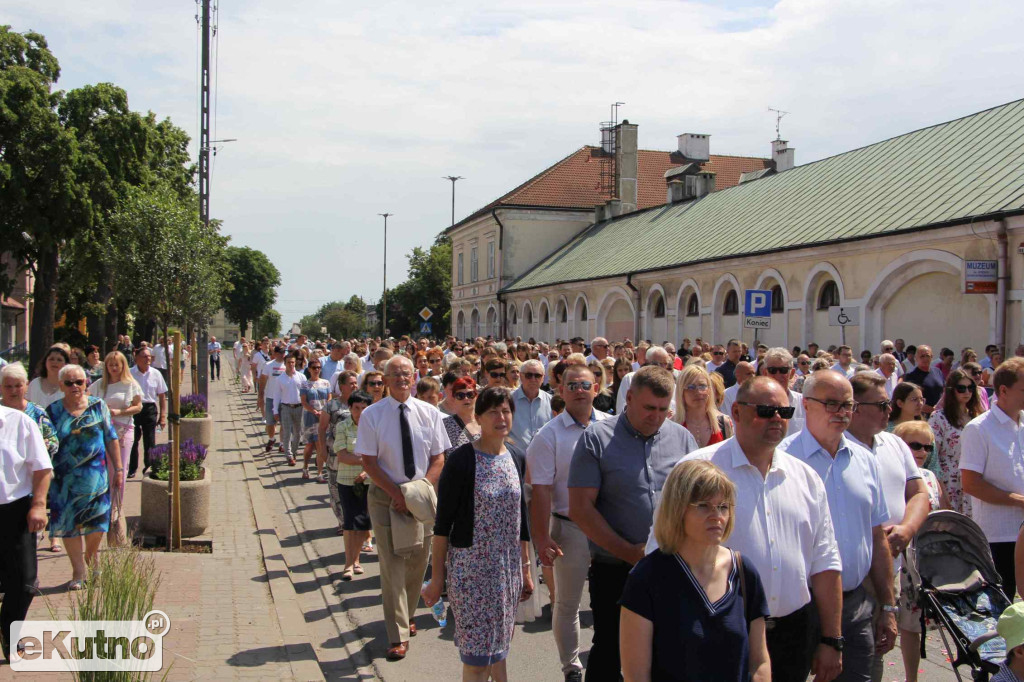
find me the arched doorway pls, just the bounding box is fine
[456,310,466,339]
[597,287,636,343]
[675,283,701,347]
[486,306,498,339]
[646,287,667,343]
[574,296,590,340]
[470,309,480,338]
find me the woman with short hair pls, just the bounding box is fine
[620,459,769,682]
[28,346,70,408]
[82,345,103,385]
[442,376,481,453]
[361,371,387,403]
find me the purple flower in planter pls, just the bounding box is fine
[180,394,208,418]
[180,438,208,466]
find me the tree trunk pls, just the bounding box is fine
[29,247,59,375]
[138,318,156,346]
[104,301,119,353]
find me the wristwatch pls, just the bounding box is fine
[881,604,899,614]
[820,636,845,652]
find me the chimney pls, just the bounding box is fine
[678,133,710,161]
[665,165,715,204]
[615,120,638,213]
[772,139,795,172]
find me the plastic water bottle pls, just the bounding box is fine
[422,581,447,627]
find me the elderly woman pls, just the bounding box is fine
[620,460,769,682]
[46,364,123,589]
[361,371,386,403]
[1,362,61,552]
[28,346,70,408]
[88,351,142,546]
[423,386,533,681]
[442,376,481,452]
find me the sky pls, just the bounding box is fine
[7,0,1024,327]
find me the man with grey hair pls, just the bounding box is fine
[614,345,677,415]
[875,354,900,399]
[585,337,610,364]
[493,341,508,360]
[721,361,756,416]
[762,347,806,435]
[510,359,552,451]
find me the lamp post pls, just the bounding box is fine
[443,176,464,227]
[378,213,392,338]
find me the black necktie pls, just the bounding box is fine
[399,403,416,479]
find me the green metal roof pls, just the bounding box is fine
[504,98,1024,293]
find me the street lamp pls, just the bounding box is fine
[378,213,392,338]
[443,176,464,227]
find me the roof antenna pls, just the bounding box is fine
[767,106,789,140]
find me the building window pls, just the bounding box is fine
[509,305,517,325]
[541,306,549,324]
[457,253,464,285]
[723,290,739,315]
[771,285,784,312]
[526,306,533,324]
[470,247,478,282]
[559,304,567,323]
[487,242,495,279]
[579,302,588,321]
[817,281,839,310]
[652,292,666,318]
[686,293,699,317]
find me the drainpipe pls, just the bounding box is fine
[626,273,641,343]
[492,209,506,339]
[997,219,1009,355]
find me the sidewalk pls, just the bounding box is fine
[7,369,319,681]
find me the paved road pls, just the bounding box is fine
[229,384,965,681]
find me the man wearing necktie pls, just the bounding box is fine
[358,355,451,661]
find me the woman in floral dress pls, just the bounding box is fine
[300,359,331,482]
[424,387,533,681]
[928,368,984,515]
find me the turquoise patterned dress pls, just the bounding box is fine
[23,401,59,456]
[46,397,118,537]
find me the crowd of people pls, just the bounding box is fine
[5,329,1024,681]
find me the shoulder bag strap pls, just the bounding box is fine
[734,550,748,620]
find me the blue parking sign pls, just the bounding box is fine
[744,289,772,317]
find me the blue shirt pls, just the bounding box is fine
[509,386,552,451]
[320,357,342,383]
[781,429,889,590]
[569,414,698,559]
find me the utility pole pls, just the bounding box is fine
[195,0,212,398]
[379,213,392,338]
[443,176,464,227]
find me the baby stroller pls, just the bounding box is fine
[907,510,1012,681]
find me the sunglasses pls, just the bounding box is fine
[523,372,544,380]
[367,380,384,387]
[953,383,975,394]
[906,441,935,454]
[565,381,594,392]
[765,367,790,375]
[712,351,725,356]
[63,379,86,387]
[736,402,796,419]
[454,390,477,400]
[489,372,507,379]
[684,384,709,392]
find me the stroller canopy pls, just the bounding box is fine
[914,510,1001,593]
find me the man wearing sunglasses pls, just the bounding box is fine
[845,372,930,680]
[707,345,726,373]
[510,359,551,452]
[648,377,843,682]
[585,337,610,364]
[782,371,896,682]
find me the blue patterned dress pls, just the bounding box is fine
[300,378,331,443]
[46,397,118,537]
[446,449,523,666]
[23,401,59,457]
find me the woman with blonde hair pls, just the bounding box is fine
[673,365,732,447]
[708,371,726,409]
[88,350,142,546]
[589,361,616,414]
[620,460,769,681]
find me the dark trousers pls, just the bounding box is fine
[0,495,38,660]
[766,601,816,682]
[835,585,875,682]
[130,402,159,475]
[157,367,170,387]
[991,542,1017,602]
[585,558,632,682]
[210,355,220,379]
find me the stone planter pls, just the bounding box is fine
[179,415,213,448]
[140,467,211,538]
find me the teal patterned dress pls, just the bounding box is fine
[46,397,118,537]
[23,401,59,457]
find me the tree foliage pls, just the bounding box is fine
[255,309,282,339]
[377,240,452,337]
[222,246,281,336]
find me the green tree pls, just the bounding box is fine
[222,246,281,337]
[255,309,282,338]
[378,240,452,337]
[298,314,322,338]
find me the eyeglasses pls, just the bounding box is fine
[388,371,414,378]
[856,399,891,412]
[736,402,796,419]
[712,351,725,356]
[367,380,384,387]
[308,364,321,369]
[63,379,86,387]
[798,360,811,366]
[565,380,594,392]
[906,441,935,454]
[765,366,790,375]
[689,502,732,517]
[953,383,975,394]
[454,391,477,400]
[523,372,544,380]
[489,372,506,379]
[594,343,609,348]
[684,384,709,392]
[804,397,857,413]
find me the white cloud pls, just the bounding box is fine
[7,0,1024,324]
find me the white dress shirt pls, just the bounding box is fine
[831,363,856,379]
[362,355,376,373]
[526,410,610,516]
[355,396,451,484]
[875,369,900,399]
[0,405,52,504]
[615,371,677,415]
[781,429,889,590]
[645,437,841,617]
[960,405,1024,543]
[271,371,306,414]
[130,366,168,404]
[721,384,740,416]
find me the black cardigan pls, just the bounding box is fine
[433,441,531,548]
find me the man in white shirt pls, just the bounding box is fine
[585,337,610,365]
[356,355,450,661]
[259,346,286,452]
[527,364,610,681]
[781,371,897,681]
[614,346,677,415]
[720,361,755,417]
[831,345,856,379]
[845,371,930,680]
[874,354,901,399]
[129,348,168,478]
[650,377,843,682]
[761,348,806,435]
[208,336,222,381]
[271,351,306,467]
[0,405,51,661]
[706,344,726,372]
[961,356,1024,602]
[509,360,551,451]
[879,340,904,377]
[152,337,171,386]
[251,339,271,402]
[233,337,245,378]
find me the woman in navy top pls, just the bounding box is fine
[619,460,770,682]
